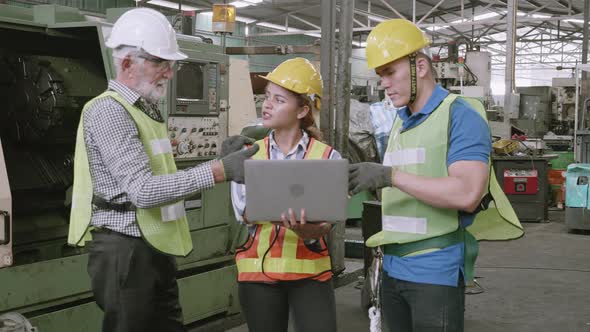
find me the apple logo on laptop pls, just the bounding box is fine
[290,184,305,197]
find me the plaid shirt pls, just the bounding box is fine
[83,80,215,237]
[369,100,398,162]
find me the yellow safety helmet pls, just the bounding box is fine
[260,57,322,109]
[366,19,431,69]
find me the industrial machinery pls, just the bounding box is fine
[565,65,590,230]
[551,77,576,136]
[565,164,590,230]
[493,156,550,222]
[432,41,492,107]
[0,4,241,331]
[543,132,573,152]
[512,86,553,138]
[490,86,556,222]
[503,169,539,195]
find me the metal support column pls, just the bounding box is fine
[320,0,337,145]
[367,0,371,27]
[335,0,354,158]
[178,0,182,32]
[461,0,464,19]
[504,0,517,125]
[583,0,589,79]
[220,34,227,53]
[322,0,347,278]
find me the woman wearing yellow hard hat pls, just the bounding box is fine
[349,19,520,332]
[231,57,339,332]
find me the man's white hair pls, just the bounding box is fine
[112,46,148,75]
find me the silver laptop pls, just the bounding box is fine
[244,159,349,223]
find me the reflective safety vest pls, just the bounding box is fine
[68,91,193,257]
[236,136,334,282]
[366,93,524,282]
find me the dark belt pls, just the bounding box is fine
[383,228,464,257]
[90,227,139,239]
[383,228,479,285]
[92,196,136,212]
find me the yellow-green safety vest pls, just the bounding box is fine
[366,93,524,282]
[67,91,193,257]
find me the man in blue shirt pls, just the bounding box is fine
[348,20,491,331]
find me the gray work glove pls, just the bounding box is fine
[221,135,256,157]
[348,162,393,195]
[221,144,260,183]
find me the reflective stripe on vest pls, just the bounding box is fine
[236,136,333,282]
[67,91,193,257]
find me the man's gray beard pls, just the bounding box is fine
[134,69,167,104]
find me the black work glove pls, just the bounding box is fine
[220,144,260,183]
[221,135,256,157]
[348,162,393,195]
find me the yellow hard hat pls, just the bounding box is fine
[261,57,322,108]
[366,19,431,69]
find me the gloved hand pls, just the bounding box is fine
[220,144,260,183]
[221,135,255,157]
[280,208,332,240]
[348,162,393,195]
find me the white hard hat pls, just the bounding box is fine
[105,8,187,60]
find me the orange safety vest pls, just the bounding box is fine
[235,136,334,282]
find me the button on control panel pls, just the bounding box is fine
[168,116,220,160]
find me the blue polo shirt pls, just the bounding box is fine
[382,84,491,287]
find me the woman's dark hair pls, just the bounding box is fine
[294,93,322,141]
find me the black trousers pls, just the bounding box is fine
[238,279,337,332]
[87,230,185,332]
[381,274,465,332]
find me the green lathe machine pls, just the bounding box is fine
[0,4,243,331]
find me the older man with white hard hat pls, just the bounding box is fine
[68,8,257,332]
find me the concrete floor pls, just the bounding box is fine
[465,210,590,332]
[228,210,590,332]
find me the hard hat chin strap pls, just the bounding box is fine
[409,53,418,104]
[305,93,321,111]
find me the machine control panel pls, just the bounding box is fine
[168,116,221,160]
[503,169,539,195]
